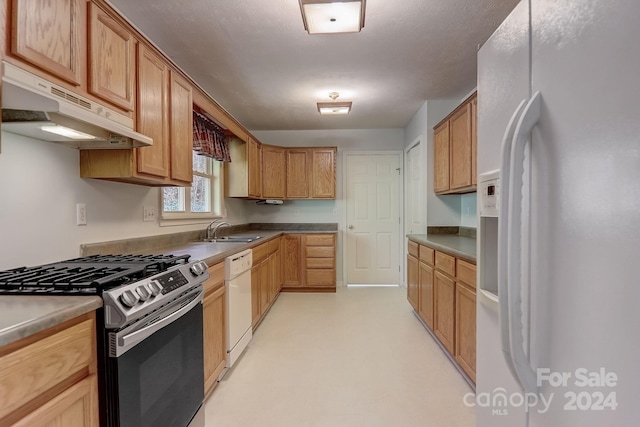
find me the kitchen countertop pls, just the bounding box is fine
[0,295,102,348]
[407,234,477,262]
[0,227,336,348]
[151,230,338,267]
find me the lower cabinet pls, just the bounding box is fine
[282,234,336,292]
[202,262,226,396]
[433,270,455,354]
[406,254,419,311]
[251,237,282,329]
[406,239,477,383]
[0,313,99,427]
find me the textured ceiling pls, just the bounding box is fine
[107,0,519,131]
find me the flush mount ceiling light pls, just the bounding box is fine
[299,0,366,34]
[317,92,352,115]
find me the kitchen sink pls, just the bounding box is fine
[203,235,263,243]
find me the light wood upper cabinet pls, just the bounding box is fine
[434,121,450,193]
[310,148,336,198]
[136,44,169,178]
[471,95,478,186]
[169,71,193,184]
[248,138,262,198]
[449,103,472,190]
[88,3,135,111]
[262,145,286,199]
[433,91,477,194]
[11,0,86,86]
[286,149,310,198]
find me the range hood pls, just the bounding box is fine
[1,62,153,149]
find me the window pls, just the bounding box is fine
[162,152,225,221]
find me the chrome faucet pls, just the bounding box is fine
[211,222,231,240]
[205,219,221,241]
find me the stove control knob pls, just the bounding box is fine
[148,280,162,296]
[119,290,139,308]
[136,285,152,301]
[190,262,205,276]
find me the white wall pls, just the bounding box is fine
[249,128,405,284]
[403,98,465,227]
[461,193,478,228]
[0,132,250,270]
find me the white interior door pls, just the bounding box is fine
[405,142,424,235]
[345,153,401,285]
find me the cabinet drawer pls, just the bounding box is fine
[456,259,476,288]
[0,318,95,420]
[435,251,455,276]
[306,269,336,287]
[306,258,335,269]
[419,245,434,265]
[305,234,335,246]
[408,240,419,258]
[306,246,334,258]
[204,261,225,294]
[252,242,270,263]
[268,237,280,254]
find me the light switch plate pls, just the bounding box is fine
[143,206,157,222]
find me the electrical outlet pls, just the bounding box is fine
[294,209,300,216]
[76,203,87,226]
[332,208,337,215]
[143,206,157,222]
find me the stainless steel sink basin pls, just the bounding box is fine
[203,235,263,243]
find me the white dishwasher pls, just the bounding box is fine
[225,249,253,370]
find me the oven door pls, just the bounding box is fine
[106,287,204,427]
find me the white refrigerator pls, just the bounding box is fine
[476,0,640,426]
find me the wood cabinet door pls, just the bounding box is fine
[449,103,472,190]
[286,149,309,198]
[259,258,270,314]
[169,71,193,184]
[136,44,169,178]
[251,264,261,325]
[434,270,455,354]
[455,282,476,382]
[203,285,225,395]
[88,3,135,111]
[433,121,450,193]
[418,261,434,329]
[248,138,262,198]
[407,255,419,311]
[12,0,86,86]
[282,234,302,286]
[270,243,282,298]
[10,374,99,427]
[262,145,286,198]
[471,95,478,186]
[310,148,336,198]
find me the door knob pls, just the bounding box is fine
[348,225,354,229]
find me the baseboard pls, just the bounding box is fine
[280,287,336,293]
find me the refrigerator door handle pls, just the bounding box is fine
[498,98,528,387]
[507,91,542,394]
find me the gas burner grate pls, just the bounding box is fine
[0,254,192,295]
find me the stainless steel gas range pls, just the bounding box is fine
[0,254,209,427]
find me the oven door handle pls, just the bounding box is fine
[114,288,203,357]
